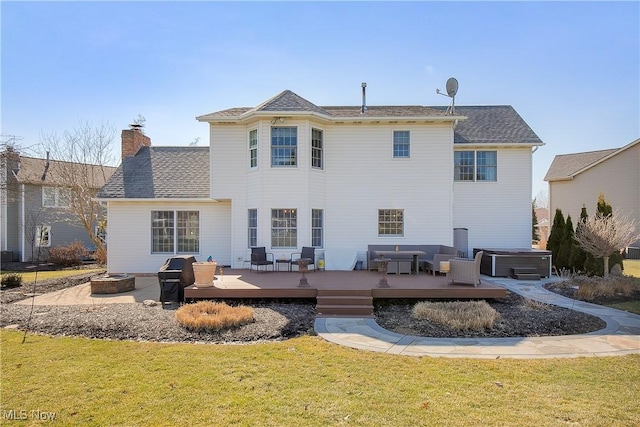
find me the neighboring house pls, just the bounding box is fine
[544,138,640,249]
[544,139,640,251]
[0,148,116,262]
[97,90,544,274]
[534,207,549,249]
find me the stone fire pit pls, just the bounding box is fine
[90,274,135,294]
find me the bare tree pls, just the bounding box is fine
[39,121,117,263]
[574,210,640,278]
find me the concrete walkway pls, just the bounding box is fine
[315,276,640,359]
[13,274,640,359]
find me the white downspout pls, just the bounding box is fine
[19,184,25,262]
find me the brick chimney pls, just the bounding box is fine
[121,124,151,159]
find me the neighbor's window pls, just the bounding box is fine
[42,187,70,208]
[311,209,323,248]
[378,209,404,236]
[271,209,297,248]
[151,210,199,254]
[311,128,323,169]
[35,225,51,247]
[393,131,410,158]
[271,127,297,167]
[454,150,497,182]
[248,209,257,248]
[249,129,258,168]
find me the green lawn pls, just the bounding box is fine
[624,259,640,278]
[0,268,104,283]
[2,331,639,426]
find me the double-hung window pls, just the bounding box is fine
[271,127,297,167]
[311,128,323,169]
[271,209,297,248]
[378,209,404,236]
[248,209,257,248]
[393,131,410,158]
[311,209,323,248]
[151,210,199,254]
[249,129,258,168]
[42,187,70,208]
[454,150,497,182]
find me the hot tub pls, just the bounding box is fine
[474,248,552,278]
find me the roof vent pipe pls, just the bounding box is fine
[361,82,367,114]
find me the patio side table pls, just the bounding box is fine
[276,258,292,272]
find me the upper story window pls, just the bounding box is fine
[393,131,410,158]
[151,210,200,254]
[454,150,497,182]
[42,187,70,208]
[249,129,258,168]
[378,209,404,237]
[311,128,323,169]
[271,127,297,167]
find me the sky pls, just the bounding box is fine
[2,1,639,200]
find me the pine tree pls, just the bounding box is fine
[569,205,589,273]
[547,208,565,271]
[532,199,540,243]
[557,215,574,271]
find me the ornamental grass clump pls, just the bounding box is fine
[175,301,254,332]
[571,274,637,301]
[411,300,499,331]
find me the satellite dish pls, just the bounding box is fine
[446,78,458,97]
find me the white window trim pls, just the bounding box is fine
[311,127,324,170]
[150,210,201,255]
[392,130,411,159]
[454,150,498,182]
[42,186,70,208]
[249,128,258,170]
[36,225,51,247]
[270,127,298,168]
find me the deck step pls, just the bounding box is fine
[316,289,372,297]
[317,295,373,306]
[511,267,540,280]
[316,289,374,317]
[315,304,374,317]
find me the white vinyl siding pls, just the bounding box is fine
[453,148,531,253]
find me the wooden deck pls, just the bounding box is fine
[183,269,506,300]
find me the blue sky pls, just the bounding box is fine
[2,1,638,199]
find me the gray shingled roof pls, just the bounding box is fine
[197,91,543,146]
[14,155,116,187]
[97,146,210,199]
[544,149,619,181]
[443,106,543,145]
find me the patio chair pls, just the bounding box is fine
[448,251,483,286]
[291,246,316,272]
[250,247,274,273]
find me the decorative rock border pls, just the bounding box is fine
[90,274,135,294]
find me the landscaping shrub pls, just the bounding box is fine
[175,301,254,332]
[522,297,552,311]
[1,273,22,289]
[48,241,90,267]
[571,275,638,301]
[411,300,499,331]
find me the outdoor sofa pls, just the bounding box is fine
[367,244,460,274]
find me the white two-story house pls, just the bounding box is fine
[97,90,543,273]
